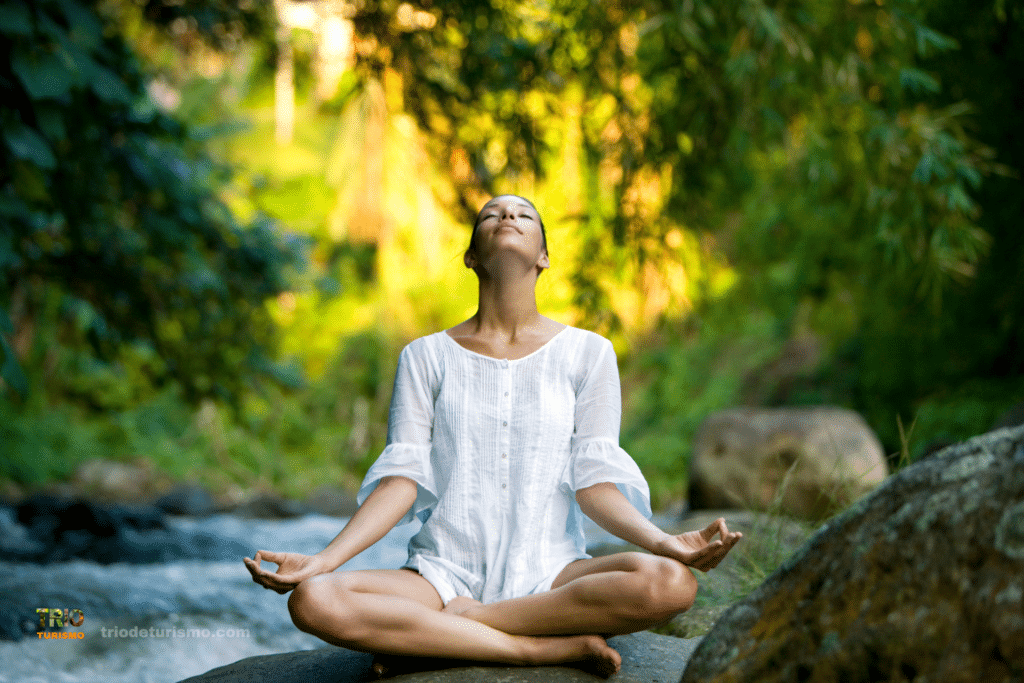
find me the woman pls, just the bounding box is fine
[244,195,742,676]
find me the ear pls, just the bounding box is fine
[536,250,550,271]
[464,249,477,269]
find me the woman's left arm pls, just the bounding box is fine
[576,482,742,572]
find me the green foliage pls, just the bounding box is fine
[0,0,302,405]
[917,0,1024,381]
[0,400,107,484]
[0,304,26,395]
[889,378,1021,461]
[341,0,1007,352]
[622,307,784,508]
[0,330,397,495]
[636,0,991,309]
[2,0,1022,507]
[354,0,562,182]
[126,0,274,49]
[615,0,1020,463]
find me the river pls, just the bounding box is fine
[0,508,640,683]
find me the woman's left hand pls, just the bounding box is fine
[652,518,742,572]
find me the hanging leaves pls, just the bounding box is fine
[0,0,302,404]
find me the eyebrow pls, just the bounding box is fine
[481,202,535,214]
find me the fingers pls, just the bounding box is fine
[243,555,269,584]
[691,544,727,572]
[250,570,292,593]
[700,518,727,542]
[684,520,744,571]
[677,538,722,568]
[700,518,724,544]
[699,518,743,546]
[244,552,293,592]
[244,552,274,575]
[695,530,744,571]
[255,549,285,563]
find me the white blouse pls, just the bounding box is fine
[357,326,651,604]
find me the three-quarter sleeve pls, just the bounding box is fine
[560,337,652,518]
[357,341,438,525]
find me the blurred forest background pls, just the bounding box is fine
[1,0,1021,510]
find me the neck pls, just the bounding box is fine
[471,270,543,341]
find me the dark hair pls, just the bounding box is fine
[467,195,547,256]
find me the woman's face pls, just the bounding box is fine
[466,195,548,274]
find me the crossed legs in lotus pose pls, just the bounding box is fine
[286,551,697,677]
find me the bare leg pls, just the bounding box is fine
[287,569,621,676]
[456,552,698,636]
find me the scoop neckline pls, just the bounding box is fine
[441,325,571,363]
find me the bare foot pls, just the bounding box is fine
[527,634,622,679]
[441,596,483,617]
[574,635,622,678]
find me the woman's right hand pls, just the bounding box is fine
[243,477,417,594]
[244,550,328,594]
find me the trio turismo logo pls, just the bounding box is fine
[36,608,85,640]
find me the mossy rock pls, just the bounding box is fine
[681,426,1024,683]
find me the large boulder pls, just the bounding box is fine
[179,631,703,682]
[689,407,888,519]
[680,425,1024,683]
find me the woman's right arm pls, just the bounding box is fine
[244,475,417,592]
[247,341,438,593]
[314,475,418,569]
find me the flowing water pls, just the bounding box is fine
[0,508,637,683]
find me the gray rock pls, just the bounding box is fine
[179,631,702,682]
[155,484,219,516]
[0,495,251,588]
[71,458,166,502]
[229,494,309,519]
[179,646,373,683]
[680,425,1024,683]
[689,406,888,520]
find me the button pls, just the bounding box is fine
[504,392,509,397]
[501,483,507,489]
[501,453,507,459]
[502,421,507,427]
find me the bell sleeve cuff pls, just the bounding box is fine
[357,443,437,525]
[561,438,653,519]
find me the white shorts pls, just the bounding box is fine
[403,554,583,606]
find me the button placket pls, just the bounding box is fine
[499,360,512,495]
